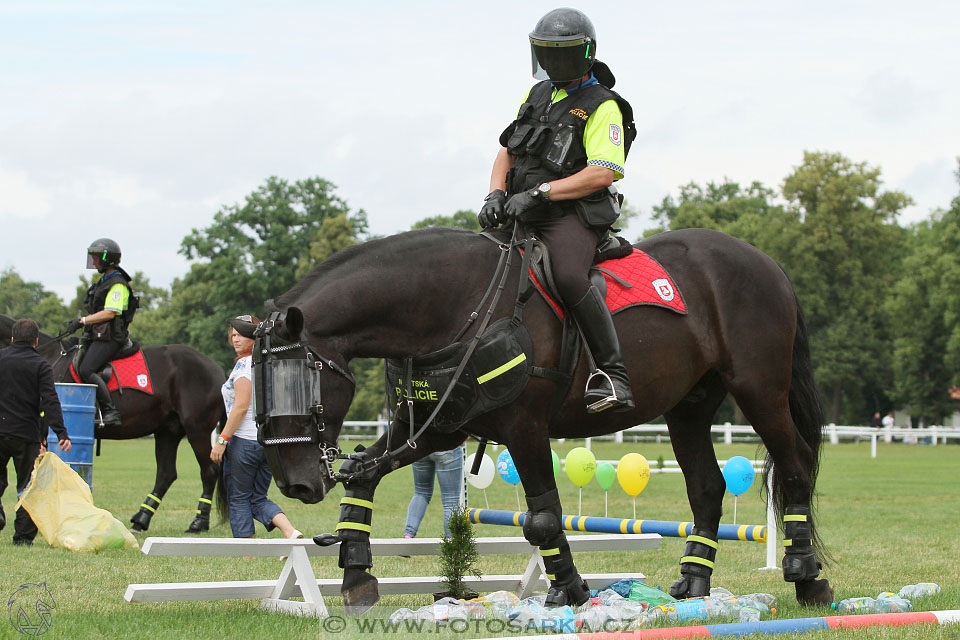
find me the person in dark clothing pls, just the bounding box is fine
[63,238,137,427]
[477,8,636,413]
[0,319,71,545]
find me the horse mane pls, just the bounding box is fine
[272,227,477,310]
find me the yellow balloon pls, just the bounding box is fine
[564,447,597,488]
[617,453,650,497]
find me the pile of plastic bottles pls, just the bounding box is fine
[389,582,780,631]
[832,582,942,614]
[645,587,777,624]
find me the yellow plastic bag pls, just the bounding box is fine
[15,452,139,552]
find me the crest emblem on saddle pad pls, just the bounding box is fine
[652,278,675,302]
[137,374,148,388]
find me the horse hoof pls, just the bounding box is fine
[341,570,380,616]
[796,578,834,606]
[185,518,209,534]
[669,574,710,599]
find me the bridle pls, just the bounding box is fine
[252,314,361,483]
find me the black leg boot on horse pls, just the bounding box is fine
[570,286,635,413]
[524,489,591,607]
[669,528,719,599]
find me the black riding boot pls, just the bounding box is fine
[88,373,122,427]
[570,285,635,413]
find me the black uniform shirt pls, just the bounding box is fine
[0,343,67,443]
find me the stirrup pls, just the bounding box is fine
[584,370,621,413]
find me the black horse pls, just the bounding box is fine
[0,315,54,348]
[255,227,833,611]
[1,316,227,533]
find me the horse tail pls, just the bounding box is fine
[214,410,230,524]
[763,291,829,561]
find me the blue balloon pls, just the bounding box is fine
[496,449,521,485]
[722,456,755,496]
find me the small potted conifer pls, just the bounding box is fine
[435,505,481,601]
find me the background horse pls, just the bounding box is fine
[1,315,227,533]
[0,315,55,348]
[256,227,833,611]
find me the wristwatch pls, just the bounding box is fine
[217,435,229,445]
[536,182,552,201]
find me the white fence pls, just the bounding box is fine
[343,421,960,458]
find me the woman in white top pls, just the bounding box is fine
[211,315,301,539]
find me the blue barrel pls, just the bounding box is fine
[47,383,97,490]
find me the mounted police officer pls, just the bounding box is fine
[63,238,137,427]
[478,8,636,413]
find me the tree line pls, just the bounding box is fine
[3,152,958,425]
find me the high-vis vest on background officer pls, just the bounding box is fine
[478,8,637,414]
[63,238,139,427]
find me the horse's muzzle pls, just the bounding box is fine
[281,481,327,504]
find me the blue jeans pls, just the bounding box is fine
[403,445,465,538]
[223,436,283,537]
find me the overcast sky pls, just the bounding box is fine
[2,1,958,302]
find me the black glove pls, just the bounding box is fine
[477,189,508,229]
[64,318,83,334]
[504,188,543,221]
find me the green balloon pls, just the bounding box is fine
[551,450,560,478]
[595,462,616,491]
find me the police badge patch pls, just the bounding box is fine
[652,278,675,302]
[609,123,622,146]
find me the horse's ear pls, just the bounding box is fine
[285,307,304,337]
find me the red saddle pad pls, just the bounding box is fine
[532,248,686,319]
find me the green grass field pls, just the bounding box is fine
[1,437,957,639]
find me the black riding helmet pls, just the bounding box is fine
[86,238,122,272]
[529,8,597,85]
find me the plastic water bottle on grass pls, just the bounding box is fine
[898,583,941,599]
[670,599,709,621]
[832,597,878,614]
[832,595,910,614]
[875,593,912,612]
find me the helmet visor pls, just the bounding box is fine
[86,252,102,270]
[530,36,593,84]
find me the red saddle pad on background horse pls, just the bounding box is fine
[70,350,154,395]
[532,248,687,320]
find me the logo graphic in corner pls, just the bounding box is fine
[137,374,148,388]
[652,278,675,302]
[8,582,56,637]
[609,123,622,146]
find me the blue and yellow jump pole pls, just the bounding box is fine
[467,508,766,543]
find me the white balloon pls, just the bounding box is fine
[465,453,495,490]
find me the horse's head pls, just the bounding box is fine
[253,307,355,504]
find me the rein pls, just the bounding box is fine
[52,340,80,376]
[385,224,520,457]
